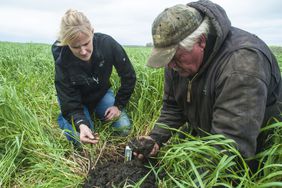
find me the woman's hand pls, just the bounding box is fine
[79,124,99,144]
[104,106,121,121]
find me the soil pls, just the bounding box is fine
[83,139,158,188]
[128,137,156,158]
[83,158,157,188]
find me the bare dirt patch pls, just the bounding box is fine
[82,140,158,188]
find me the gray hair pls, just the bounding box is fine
[179,16,210,51]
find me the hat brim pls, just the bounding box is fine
[147,45,177,68]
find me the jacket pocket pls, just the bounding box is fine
[70,75,100,87]
[70,76,88,86]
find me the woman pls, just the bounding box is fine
[52,9,136,145]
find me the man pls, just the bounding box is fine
[134,0,282,169]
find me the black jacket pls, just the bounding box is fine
[150,0,282,158]
[52,33,136,130]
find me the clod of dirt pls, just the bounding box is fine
[83,158,156,188]
[128,138,156,158]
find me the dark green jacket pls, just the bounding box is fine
[150,0,282,158]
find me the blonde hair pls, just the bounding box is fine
[179,16,210,51]
[58,9,93,46]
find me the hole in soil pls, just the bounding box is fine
[82,142,158,188]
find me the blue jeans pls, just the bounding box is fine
[57,89,131,143]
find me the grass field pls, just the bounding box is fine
[0,42,281,187]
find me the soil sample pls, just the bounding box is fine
[83,141,157,188]
[128,137,156,158]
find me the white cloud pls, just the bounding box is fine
[0,6,61,43]
[0,0,281,45]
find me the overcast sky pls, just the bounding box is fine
[0,0,281,46]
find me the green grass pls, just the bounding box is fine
[0,42,281,187]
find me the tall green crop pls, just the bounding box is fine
[0,42,281,187]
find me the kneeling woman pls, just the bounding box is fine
[52,9,136,145]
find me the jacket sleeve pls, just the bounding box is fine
[110,38,136,110]
[52,43,91,131]
[150,68,186,146]
[212,49,271,158]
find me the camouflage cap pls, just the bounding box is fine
[147,4,203,68]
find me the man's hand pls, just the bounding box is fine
[79,124,99,144]
[104,106,121,121]
[130,136,160,160]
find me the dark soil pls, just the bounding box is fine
[128,137,156,158]
[83,158,156,188]
[83,141,158,188]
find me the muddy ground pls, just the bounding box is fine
[83,158,157,188]
[83,138,158,188]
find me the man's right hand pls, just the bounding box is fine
[131,136,160,160]
[79,124,99,144]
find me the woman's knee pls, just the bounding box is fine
[111,111,132,136]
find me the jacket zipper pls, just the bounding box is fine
[187,73,198,103]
